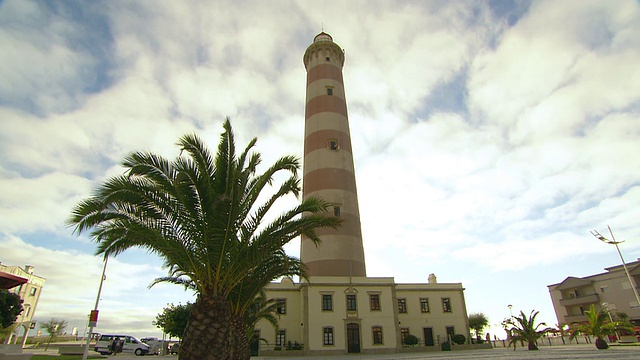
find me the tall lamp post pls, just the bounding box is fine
[591,226,640,308]
[601,302,618,341]
[82,256,108,360]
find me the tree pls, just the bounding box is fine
[505,310,551,350]
[554,323,568,345]
[0,290,23,330]
[69,119,341,360]
[244,289,280,345]
[40,318,67,350]
[0,290,24,343]
[154,303,193,339]
[468,312,489,339]
[569,304,633,349]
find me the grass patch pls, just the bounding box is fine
[31,356,105,360]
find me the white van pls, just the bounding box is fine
[94,334,150,356]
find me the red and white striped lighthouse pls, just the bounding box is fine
[301,32,366,277]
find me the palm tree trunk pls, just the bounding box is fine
[181,295,232,360]
[229,315,250,360]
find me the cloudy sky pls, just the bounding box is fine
[1,0,639,340]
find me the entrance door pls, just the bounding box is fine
[347,323,360,353]
[249,330,259,356]
[423,327,434,346]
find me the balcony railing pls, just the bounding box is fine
[559,293,599,307]
[564,313,588,323]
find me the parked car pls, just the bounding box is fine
[169,342,180,354]
[94,334,150,356]
[141,337,162,355]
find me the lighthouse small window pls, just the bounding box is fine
[329,140,338,150]
[326,57,330,61]
[327,88,333,95]
[333,206,340,217]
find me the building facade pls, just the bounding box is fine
[254,32,471,355]
[548,260,640,326]
[257,275,469,355]
[0,263,46,346]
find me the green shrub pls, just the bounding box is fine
[404,334,418,346]
[452,334,466,345]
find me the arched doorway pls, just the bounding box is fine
[346,323,360,353]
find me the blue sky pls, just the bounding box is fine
[1,0,639,339]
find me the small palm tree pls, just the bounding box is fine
[554,323,568,345]
[468,312,489,341]
[505,310,551,350]
[569,304,633,349]
[244,289,280,345]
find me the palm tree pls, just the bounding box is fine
[468,312,489,341]
[69,119,341,360]
[505,310,552,350]
[569,304,633,349]
[244,289,281,352]
[554,323,568,345]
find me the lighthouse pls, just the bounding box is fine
[253,33,471,356]
[300,32,366,277]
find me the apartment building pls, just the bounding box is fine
[548,259,640,326]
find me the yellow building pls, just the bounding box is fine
[253,33,471,355]
[256,275,469,355]
[0,263,46,346]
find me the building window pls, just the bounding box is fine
[276,298,286,314]
[333,206,341,217]
[446,326,455,342]
[327,88,333,95]
[29,288,37,296]
[442,298,452,313]
[398,298,407,313]
[25,307,31,317]
[629,301,640,309]
[326,57,330,61]
[370,294,381,311]
[276,330,286,347]
[329,139,338,150]
[323,327,334,345]
[347,294,357,311]
[322,294,333,311]
[420,298,430,313]
[372,326,383,344]
[400,328,409,344]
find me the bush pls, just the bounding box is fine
[404,334,418,346]
[452,334,466,345]
[441,341,451,351]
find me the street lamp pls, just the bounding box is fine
[601,302,618,341]
[508,304,513,317]
[591,226,640,309]
[82,255,108,360]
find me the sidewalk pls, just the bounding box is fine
[22,343,640,360]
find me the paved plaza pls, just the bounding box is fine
[25,343,640,360]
